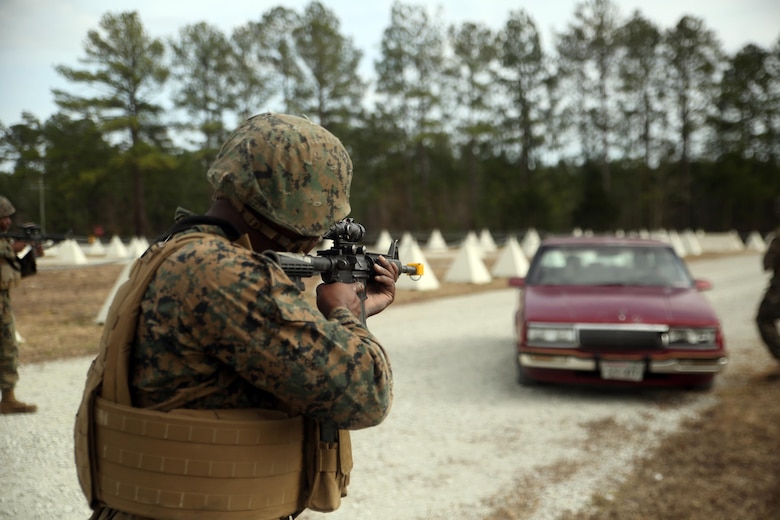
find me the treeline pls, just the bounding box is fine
[1,0,779,239]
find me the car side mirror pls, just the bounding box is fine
[694,279,713,291]
[509,277,526,288]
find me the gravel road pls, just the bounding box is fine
[0,252,769,520]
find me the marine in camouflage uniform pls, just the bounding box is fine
[0,195,37,414]
[86,113,399,520]
[756,197,780,361]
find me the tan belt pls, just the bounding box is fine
[94,397,305,520]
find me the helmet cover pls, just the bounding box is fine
[0,196,16,218]
[207,113,352,237]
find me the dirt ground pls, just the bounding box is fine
[9,259,780,519]
[12,257,507,365]
[563,369,780,520]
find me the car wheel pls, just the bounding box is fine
[516,356,537,386]
[685,377,715,392]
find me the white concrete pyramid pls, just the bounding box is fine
[105,235,129,259]
[85,239,106,256]
[462,230,480,247]
[399,231,417,251]
[651,228,670,243]
[461,231,484,258]
[668,230,688,258]
[492,236,529,278]
[374,229,393,253]
[425,229,448,252]
[521,228,541,259]
[44,242,61,257]
[681,229,702,256]
[729,230,745,251]
[745,231,766,252]
[127,236,150,258]
[444,241,492,284]
[96,260,134,324]
[396,235,439,291]
[478,228,497,253]
[57,239,88,265]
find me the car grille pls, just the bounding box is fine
[579,328,664,351]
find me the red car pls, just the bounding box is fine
[509,236,727,390]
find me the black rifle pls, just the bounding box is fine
[270,218,423,323]
[0,222,72,245]
[0,223,73,277]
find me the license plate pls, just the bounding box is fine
[600,361,644,381]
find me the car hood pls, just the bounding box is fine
[523,285,720,326]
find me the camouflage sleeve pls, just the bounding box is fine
[140,236,393,430]
[0,238,15,260]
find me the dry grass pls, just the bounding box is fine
[12,259,507,364]
[10,256,780,519]
[13,262,127,364]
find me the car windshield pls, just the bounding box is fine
[527,243,694,287]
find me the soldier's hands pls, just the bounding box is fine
[363,255,400,317]
[316,282,365,319]
[315,256,400,320]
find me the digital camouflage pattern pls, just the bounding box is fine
[0,196,15,218]
[129,221,393,429]
[207,113,353,238]
[0,237,19,390]
[757,228,780,360]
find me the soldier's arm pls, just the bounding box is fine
[187,250,393,430]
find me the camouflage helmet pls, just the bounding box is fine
[0,196,16,218]
[207,113,353,238]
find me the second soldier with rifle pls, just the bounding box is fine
[0,195,43,414]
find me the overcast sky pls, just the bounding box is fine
[1,0,778,126]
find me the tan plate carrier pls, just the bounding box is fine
[74,233,351,520]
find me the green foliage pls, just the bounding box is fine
[293,1,366,128]
[496,10,547,179]
[169,21,237,153]
[713,44,777,162]
[40,115,116,234]
[614,11,664,166]
[572,160,620,231]
[52,10,171,237]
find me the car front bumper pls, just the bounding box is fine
[519,353,729,374]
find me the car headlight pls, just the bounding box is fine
[526,325,577,347]
[664,327,718,349]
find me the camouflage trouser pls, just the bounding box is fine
[756,281,780,360]
[0,290,19,391]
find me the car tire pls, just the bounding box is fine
[685,377,715,392]
[516,357,537,386]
